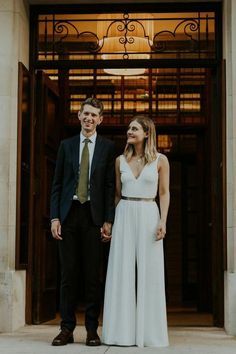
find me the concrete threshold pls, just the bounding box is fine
[0,325,235,354]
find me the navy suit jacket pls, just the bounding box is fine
[50,133,115,226]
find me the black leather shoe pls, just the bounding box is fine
[52,328,74,346]
[86,330,101,346]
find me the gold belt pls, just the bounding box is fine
[121,196,155,202]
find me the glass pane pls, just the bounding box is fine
[44,67,208,126]
[37,11,216,62]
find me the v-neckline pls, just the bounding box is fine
[123,156,147,180]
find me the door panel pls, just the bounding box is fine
[32,71,60,323]
[210,66,225,326]
[165,160,182,307]
[162,133,212,312]
[16,63,36,323]
[182,160,199,305]
[16,62,32,269]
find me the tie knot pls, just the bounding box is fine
[83,138,90,145]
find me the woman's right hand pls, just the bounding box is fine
[156,220,166,240]
[100,223,112,242]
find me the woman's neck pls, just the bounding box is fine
[133,145,144,157]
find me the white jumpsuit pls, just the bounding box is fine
[102,155,169,347]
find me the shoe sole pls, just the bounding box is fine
[52,337,74,346]
[86,341,101,346]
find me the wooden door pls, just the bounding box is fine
[16,63,31,270]
[209,65,225,326]
[32,71,60,323]
[163,133,212,312]
[16,63,35,323]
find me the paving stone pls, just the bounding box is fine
[0,326,235,354]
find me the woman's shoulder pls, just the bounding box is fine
[116,154,125,162]
[115,155,126,173]
[115,154,123,165]
[156,153,169,167]
[157,152,168,161]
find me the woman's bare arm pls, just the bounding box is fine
[157,154,170,240]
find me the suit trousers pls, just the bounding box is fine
[58,201,101,332]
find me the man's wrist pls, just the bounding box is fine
[51,218,59,223]
[104,221,112,225]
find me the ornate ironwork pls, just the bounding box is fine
[153,19,200,52]
[54,20,101,53]
[37,12,216,62]
[98,13,153,59]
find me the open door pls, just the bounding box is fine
[16,63,35,324]
[32,71,61,323]
[210,63,226,327]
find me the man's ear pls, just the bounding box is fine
[98,115,103,125]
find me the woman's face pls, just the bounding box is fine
[127,120,148,145]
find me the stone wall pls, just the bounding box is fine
[224,0,236,335]
[0,0,29,332]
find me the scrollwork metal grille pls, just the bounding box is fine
[36,12,216,64]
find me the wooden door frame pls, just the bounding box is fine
[32,70,61,324]
[16,63,35,323]
[21,67,225,326]
[16,68,60,324]
[209,63,226,326]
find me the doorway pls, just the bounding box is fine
[28,66,222,326]
[18,3,224,326]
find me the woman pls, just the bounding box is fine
[101,116,170,347]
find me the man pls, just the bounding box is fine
[50,97,115,346]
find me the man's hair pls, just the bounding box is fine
[80,97,104,115]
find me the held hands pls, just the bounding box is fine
[156,220,166,241]
[100,222,112,242]
[51,220,112,242]
[51,220,62,240]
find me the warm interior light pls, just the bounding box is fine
[103,68,146,76]
[97,14,153,76]
[157,135,172,151]
[100,37,152,56]
[101,52,149,75]
[100,38,150,76]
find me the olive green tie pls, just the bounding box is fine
[77,138,90,203]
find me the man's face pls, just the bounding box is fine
[78,104,103,135]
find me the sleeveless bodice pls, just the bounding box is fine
[120,154,159,199]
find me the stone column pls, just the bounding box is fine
[224,0,236,335]
[0,0,29,332]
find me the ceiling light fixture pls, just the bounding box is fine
[97,13,153,76]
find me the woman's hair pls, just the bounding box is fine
[124,115,158,164]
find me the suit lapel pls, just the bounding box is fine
[72,134,80,175]
[91,135,103,176]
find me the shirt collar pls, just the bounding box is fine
[80,131,97,144]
